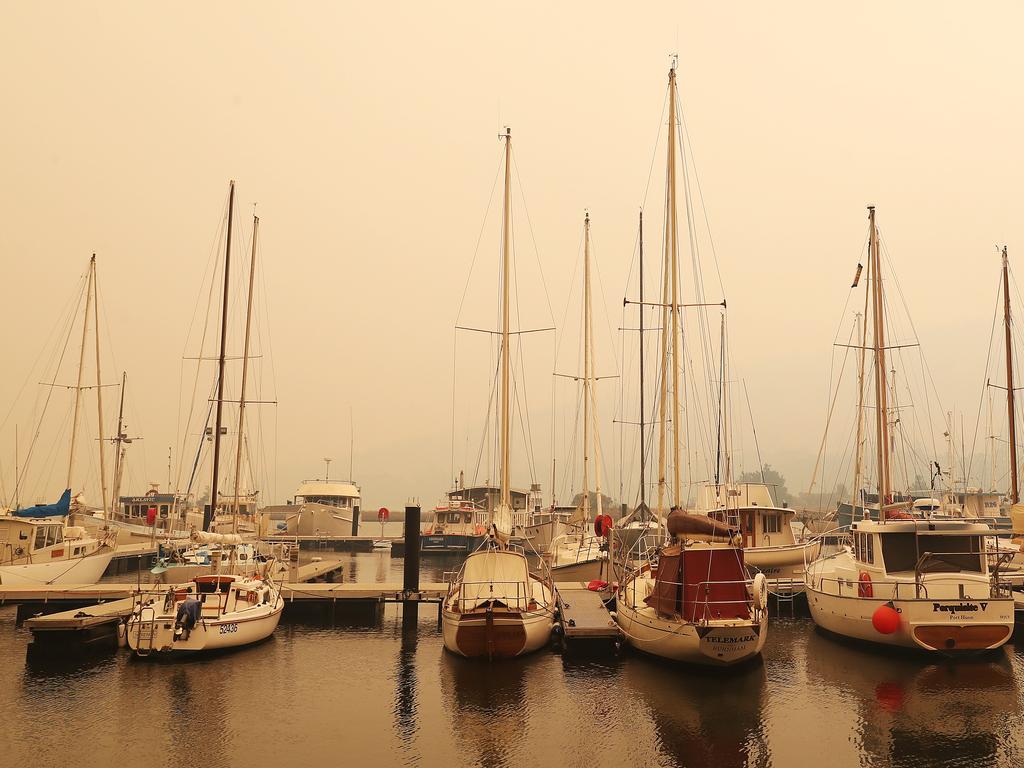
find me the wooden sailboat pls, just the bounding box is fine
[615,65,768,666]
[805,208,1014,653]
[441,129,556,660]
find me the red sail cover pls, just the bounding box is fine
[645,545,749,621]
[645,546,685,616]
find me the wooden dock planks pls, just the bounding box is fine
[556,582,621,641]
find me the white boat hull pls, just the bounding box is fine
[127,598,283,655]
[0,549,114,586]
[806,584,1013,653]
[744,539,820,576]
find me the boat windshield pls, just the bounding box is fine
[880,532,985,574]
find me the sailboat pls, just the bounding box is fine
[441,129,556,660]
[547,212,610,582]
[1,255,115,585]
[615,64,768,666]
[805,208,1014,653]
[150,184,280,596]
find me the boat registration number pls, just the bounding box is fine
[219,623,238,635]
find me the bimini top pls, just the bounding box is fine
[294,480,361,503]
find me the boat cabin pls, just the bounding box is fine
[850,520,990,576]
[697,482,796,549]
[119,493,179,520]
[293,480,361,510]
[0,517,91,565]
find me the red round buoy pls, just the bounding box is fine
[872,603,900,634]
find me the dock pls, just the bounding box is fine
[262,534,407,555]
[555,582,621,644]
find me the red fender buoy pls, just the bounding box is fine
[872,602,900,634]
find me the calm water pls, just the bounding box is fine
[2,551,1024,768]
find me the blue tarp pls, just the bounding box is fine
[13,488,71,518]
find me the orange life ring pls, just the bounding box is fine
[858,571,873,598]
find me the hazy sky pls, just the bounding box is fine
[2,2,1023,510]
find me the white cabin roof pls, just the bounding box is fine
[295,480,361,500]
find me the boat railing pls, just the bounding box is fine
[810,571,1006,600]
[449,579,537,613]
[687,577,760,623]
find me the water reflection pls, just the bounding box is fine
[805,630,1017,767]
[440,652,530,768]
[624,655,770,768]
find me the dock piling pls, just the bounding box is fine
[351,504,360,536]
[403,504,420,597]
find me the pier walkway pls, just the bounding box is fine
[555,582,620,643]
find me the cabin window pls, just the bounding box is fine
[763,514,781,535]
[160,505,169,515]
[34,527,47,550]
[463,513,472,524]
[51,526,62,545]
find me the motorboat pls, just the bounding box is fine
[805,518,1013,653]
[0,514,115,586]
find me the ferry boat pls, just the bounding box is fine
[263,478,361,536]
[423,485,510,554]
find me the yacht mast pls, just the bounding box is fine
[583,212,604,525]
[638,210,647,508]
[581,212,592,524]
[231,214,259,535]
[667,65,682,507]
[207,180,235,532]
[851,309,867,508]
[92,256,109,521]
[1003,246,1018,504]
[110,371,128,511]
[868,206,891,511]
[495,128,513,540]
[67,257,95,492]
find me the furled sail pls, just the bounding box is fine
[666,508,739,545]
[12,489,71,518]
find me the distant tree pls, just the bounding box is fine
[571,491,618,515]
[738,464,790,503]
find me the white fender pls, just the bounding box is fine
[752,572,768,612]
